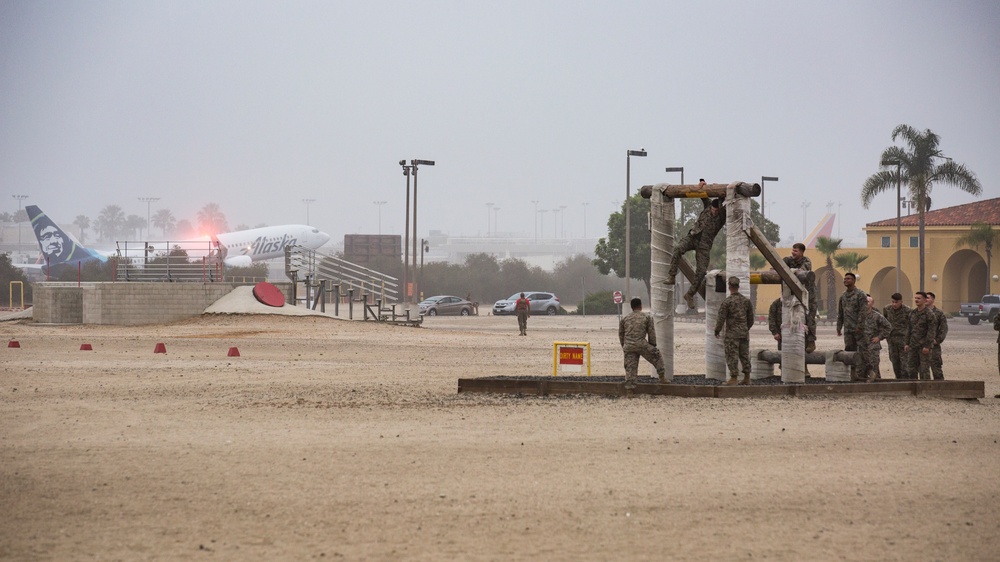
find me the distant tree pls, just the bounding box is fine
[96,205,126,242]
[73,215,90,243]
[955,222,999,292]
[0,253,32,307]
[235,224,250,232]
[593,195,651,298]
[125,214,146,239]
[253,223,268,229]
[0,212,12,222]
[862,124,982,290]
[152,208,176,238]
[815,236,843,319]
[576,290,619,315]
[834,251,868,273]
[197,203,229,235]
[225,262,269,282]
[13,208,27,223]
[174,219,195,239]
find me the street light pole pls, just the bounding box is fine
[373,201,387,235]
[302,198,316,225]
[410,159,434,305]
[761,176,779,220]
[400,161,412,305]
[625,148,647,299]
[138,197,160,239]
[493,207,500,235]
[581,202,589,238]
[12,194,28,250]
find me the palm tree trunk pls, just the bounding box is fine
[826,259,836,320]
[918,198,926,292]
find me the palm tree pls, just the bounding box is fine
[834,251,868,273]
[815,236,843,319]
[861,124,982,291]
[125,215,146,239]
[955,222,1000,292]
[73,215,90,243]
[197,203,229,235]
[152,208,176,238]
[96,205,126,242]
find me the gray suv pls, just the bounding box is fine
[492,292,561,315]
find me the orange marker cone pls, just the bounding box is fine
[8,340,20,348]
[153,342,167,354]
[227,347,240,357]
[80,343,93,351]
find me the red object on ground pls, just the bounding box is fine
[153,342,167,354]
[252,281,286,308]
[8,340,20,348]
[227,347,240,357]
[80,343,93,351]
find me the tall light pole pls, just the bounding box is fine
[801,201,811,242]
[373,201,387,235]
[531,200,539,241]
[882,159,902,293]
[493,207,500,235]
[410,159,434,305]
[538,209,548,240]
[664,166,684,186]
[486,202,494,235]
[581,202,589,238]
[550,208,559,238]
[138,197,160,239]
[400,161,412,305]
[625,148,647,299]
[761,176,779,220]
[303,198,316,224]
[12,194,28,250]
[559,205,567,238]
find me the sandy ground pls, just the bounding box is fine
[2,299,999,561]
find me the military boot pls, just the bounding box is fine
[725,377,739,385]
[664,273,676,284]
[739,374,751,385]
[658,371,669,384]
[684,293,696,310]
[805,339,816,353]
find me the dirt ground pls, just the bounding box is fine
[2,311,999,561]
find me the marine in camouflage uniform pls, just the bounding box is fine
[882,295,911,379]
[904,293,937,381]
[619,298,666,389]
[782,243,816,352]
[768,297,782,351]
[857,298,892,381]
[515,293,531,336]
[836,274,867,379]
[926,294,949,380]
[714,277,755,384]
[684,200,726,308]
[994,312,1000,377]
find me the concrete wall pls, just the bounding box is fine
[33,282,284,326]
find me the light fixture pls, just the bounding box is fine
[931,274,938,281]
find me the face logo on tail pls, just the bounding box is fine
[26,205,106,271]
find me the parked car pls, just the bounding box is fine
[418,295,475,316]
[958,294,1000,325]
[492,292,561,316]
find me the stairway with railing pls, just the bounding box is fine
[285,245,400,306]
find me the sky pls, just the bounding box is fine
[2,0,999,248]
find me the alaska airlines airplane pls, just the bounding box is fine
[21,205,331,273]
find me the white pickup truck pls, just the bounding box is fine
[958,294,1000,325]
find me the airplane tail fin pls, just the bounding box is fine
[26,205,107,271]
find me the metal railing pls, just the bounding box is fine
[114,240,224,282]
[285,246,399,305]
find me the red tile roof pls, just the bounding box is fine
[866,197,1000,228]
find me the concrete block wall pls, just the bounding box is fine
[32,285,84,324]
[34,282,236,325]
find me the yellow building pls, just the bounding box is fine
[754,197,1000,315]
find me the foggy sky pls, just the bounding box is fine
[2,0,998,247]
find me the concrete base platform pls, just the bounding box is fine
[457,376,985,399]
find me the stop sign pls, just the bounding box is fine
[613,291,623,304]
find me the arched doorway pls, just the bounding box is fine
[941,249,987,313]
[868,267,913,310]
[813,265,843,320]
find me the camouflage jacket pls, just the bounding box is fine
[905,306,937,349]
[782,255,813,271]
[931,306,949,344]
[837,287,867,333]
[767,298,782,335]
[688,199,715,237]
[860,309,892,350]
[715,293,754,340]
[620,311,656,351]
[882,303,911,343]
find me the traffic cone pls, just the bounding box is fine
[153,343,167,354]
[80,343,93,351]
[227,347,240,357]
[8,340,20,348]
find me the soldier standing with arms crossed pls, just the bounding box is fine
[715,277,755,385]
[925,292,949,380]
[882,293,911,379]
[783,243,817,352]
[904,292,937,380]
[858,295,892,381]
[619,297,667,389]
[836,272,868,379]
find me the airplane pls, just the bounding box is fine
[17,205,331,275]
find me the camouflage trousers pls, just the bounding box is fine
[887,338,909,379]
[667,233,699,279]
[854,340,882,381]
[930,344,944,380]
[804,282,817,345]
[685,236,714,301]
[907,347,932,380]
[724,338,751,378]
[997,343,1000,376]
[623,342,665,387]
[517,311,529,335]
[843,330,860,379]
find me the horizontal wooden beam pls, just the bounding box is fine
[640,182,761,199]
